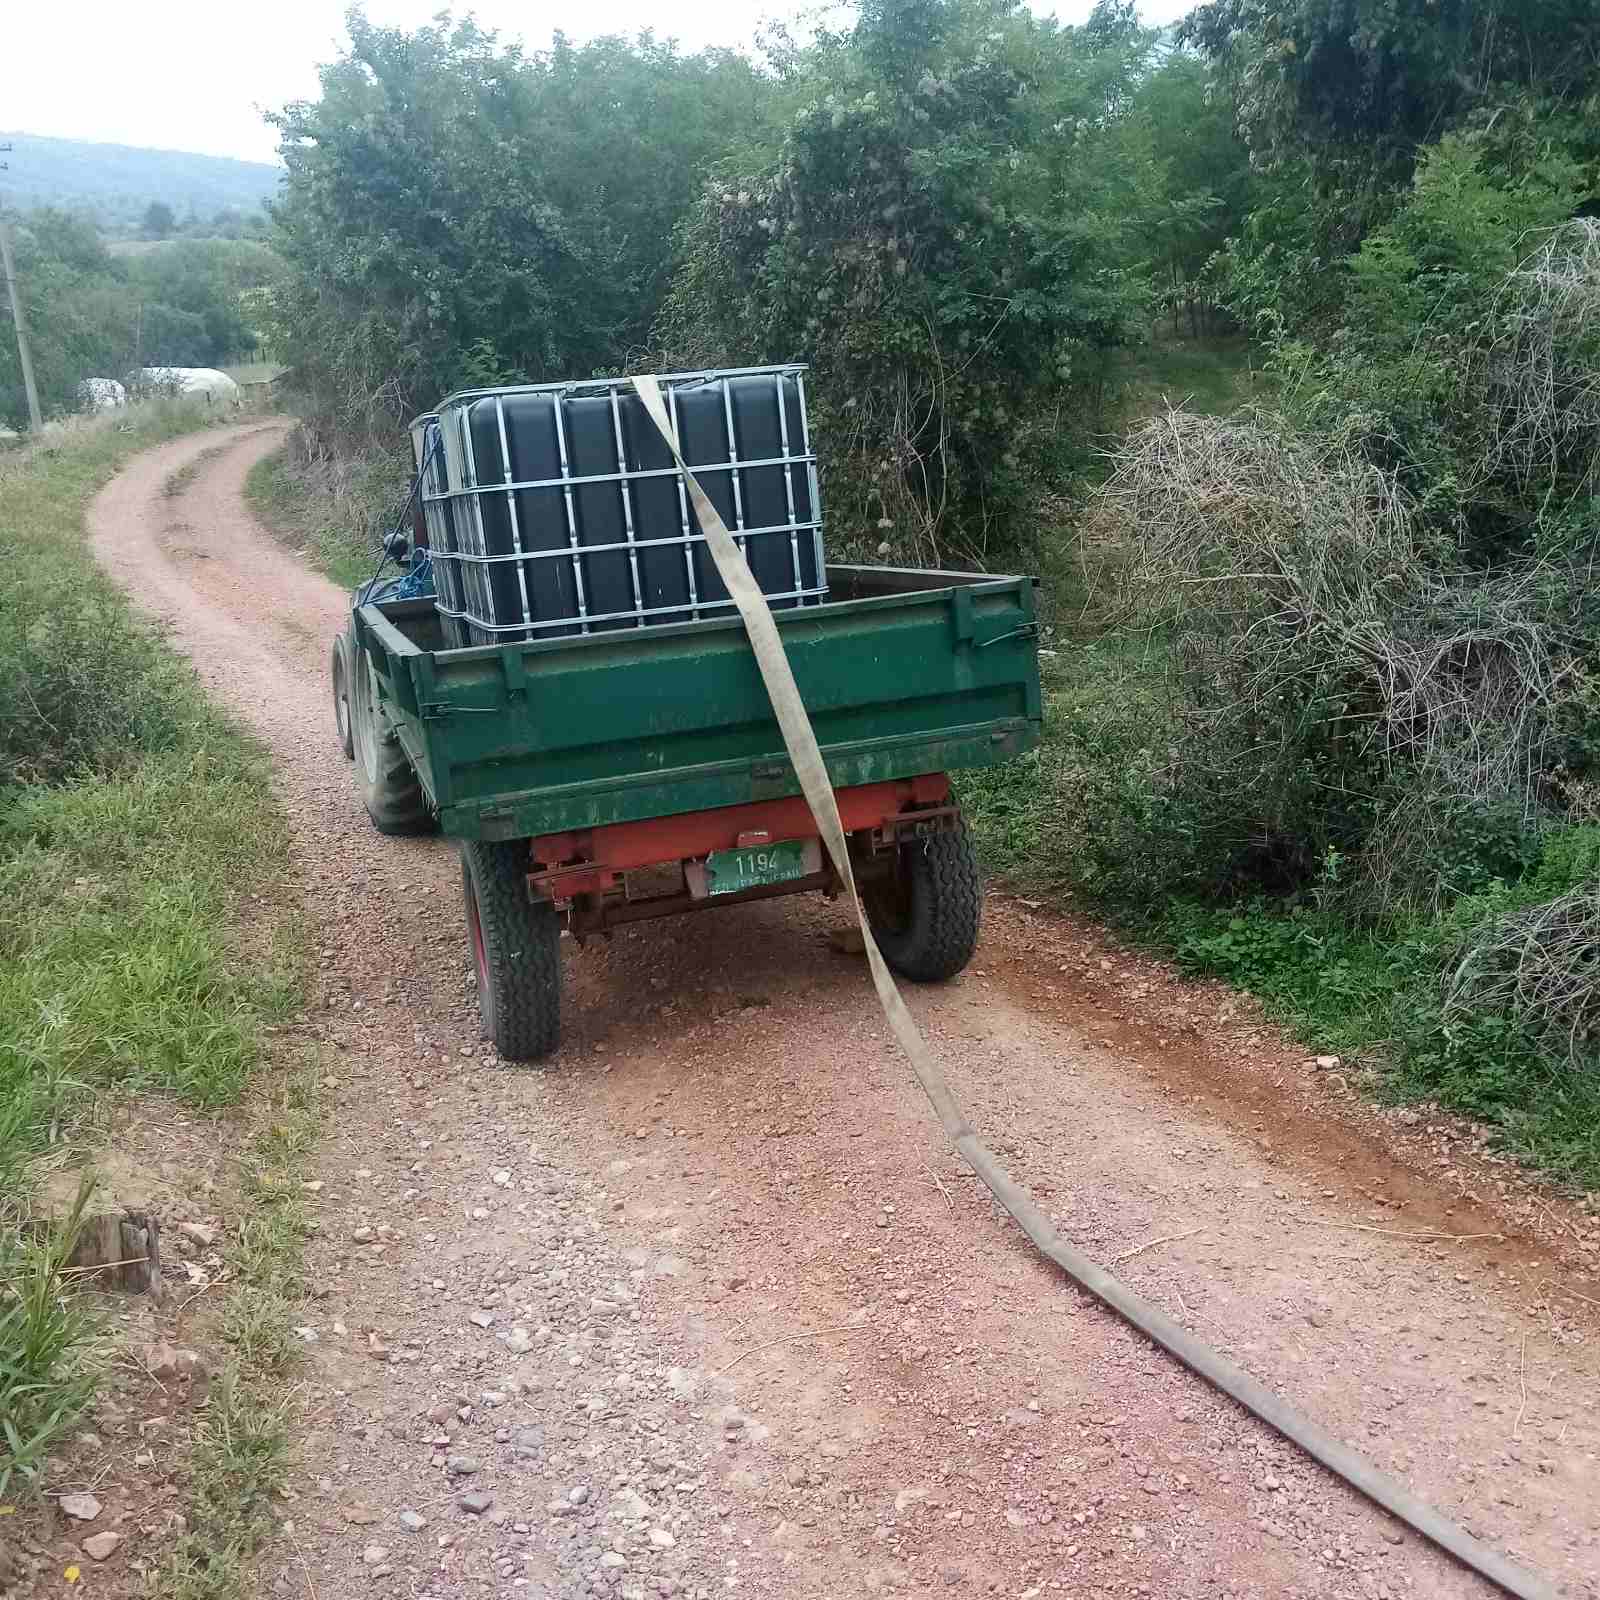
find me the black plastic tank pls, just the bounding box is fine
[423,367,827,646]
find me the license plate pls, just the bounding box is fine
[703,838,814,896]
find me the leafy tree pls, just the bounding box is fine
[127,240,280,365]
[661,0,1156,563]
[1184,0,1600,185]
[266,15,774,423]
[1,210,132,425]
[142,200,176,238]
[1133,52,1252,335]
[0,214,276,425]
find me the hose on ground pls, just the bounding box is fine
[629,375,1558,1600]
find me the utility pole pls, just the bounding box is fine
[0,144,44,433]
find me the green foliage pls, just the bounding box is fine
[1108,335,1265,425]
[958,639,1205,904]
[142,201,177,239]
[0,214,278,426]
[266,18,775,424]
[0,405,296,1503]
[1259,127,1596,560]
[662,0,1157,562]
[126,240,282,367]
[1160,827,1600,1186]
[1132,53,1253,337]
[1184,0,1600,186]
[0,571,199,787]
[0,1188,100,1498]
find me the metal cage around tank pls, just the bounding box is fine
[409,366,829,649]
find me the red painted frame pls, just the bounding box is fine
[526,773,950,901]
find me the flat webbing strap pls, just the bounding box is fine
[627,374,1554,1600]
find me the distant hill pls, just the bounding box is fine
[0,132,281,228]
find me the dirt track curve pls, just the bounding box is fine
[87,423,1599,1600]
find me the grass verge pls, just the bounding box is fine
[151,1062,320,1600]
[243,434,405,591]
[0,401,308,1530]
[1107,333,1268,424]
[958,654,1600,1192]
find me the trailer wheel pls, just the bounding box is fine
[331,634,355,760]
[462,841,561,1062]
[862,820,982,982]
[351,641,436,835]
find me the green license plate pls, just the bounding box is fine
[704,838,812,895]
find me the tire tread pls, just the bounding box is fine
[869,822,982,982]
[463,841,561,1062]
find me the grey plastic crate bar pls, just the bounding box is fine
[424,518,824,565]
[428,363,809,410]
[432,583,825,634]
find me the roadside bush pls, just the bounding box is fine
[957,639,1200,899]
[1435,824,1600,1064]
[1086,408,1597,915]
[1254,132,1595,560]
[0,579,198,787]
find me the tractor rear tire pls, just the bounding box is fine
[863,820,982,982]
[351,639,435,835]
[462,840,561,1062]
[331,634,355,760]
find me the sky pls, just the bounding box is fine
[0,0,1193,166]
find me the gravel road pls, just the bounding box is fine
[86,423,1600,1600]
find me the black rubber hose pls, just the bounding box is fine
[954,1130,1557,1600]
[628,374,1561,1600]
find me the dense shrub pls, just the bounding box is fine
[266,19,774,427]
[661,0,1156,564]
[0,584,201,787]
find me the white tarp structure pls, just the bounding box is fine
[77,377,128,413]
[136,367,242,406]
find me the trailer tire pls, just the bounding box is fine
[462,841,561,1062]
[863,821,982,982]
[351,640,436,835]
[331,634,355,760]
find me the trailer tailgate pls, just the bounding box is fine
[355,566,1041,840]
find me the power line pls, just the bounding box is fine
[0,142,45,432]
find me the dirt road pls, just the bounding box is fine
[88,424,1599,1600]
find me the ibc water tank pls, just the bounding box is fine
[417,367,827,648]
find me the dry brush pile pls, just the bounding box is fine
[1479,219,1600,504]
[1091,254,1599,1068]
[1099,408,1592,896]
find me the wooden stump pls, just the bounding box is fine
[61,1208,165,1300]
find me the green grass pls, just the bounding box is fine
[960,655,1600,1190]
[0,1185,102,1499]
[1109,333,1268,424]
[0,400,303,1506]
[244,441,405,591]
[152,1066,319,1600]
[1159,891,1600,1189]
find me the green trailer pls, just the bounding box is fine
[333,561,1042,1060]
